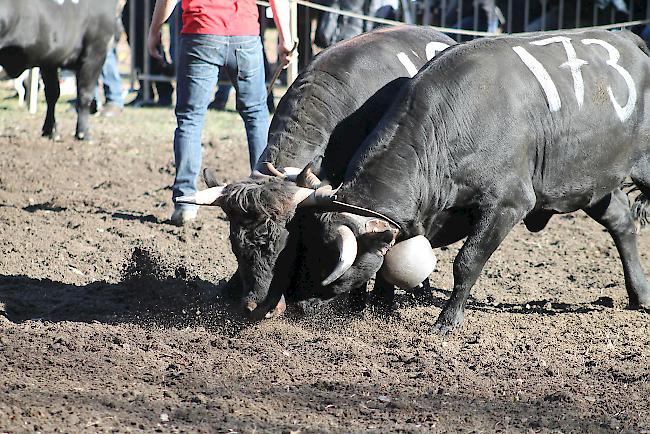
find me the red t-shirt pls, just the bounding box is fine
[181,0,260,36]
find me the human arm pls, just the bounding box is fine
[269,0,296,67]
[147,0,179,61]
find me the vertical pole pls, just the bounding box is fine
[441,0,446,27]
[507,0,513,34]
[558,0,564,30]
[28,67,39,115]
[423,0,432,26]
[143,0,152,103]
[287,0,298,87]
[541,0,546,30]
[129,0,136,91]
[575,0,580,28]
[524,0,529,30]
[457,0,463,41]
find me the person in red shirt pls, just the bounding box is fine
[147,0,294,226]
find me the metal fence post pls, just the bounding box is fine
[287,0,299,87]
[143,0,152,103]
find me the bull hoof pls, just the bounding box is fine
[42,130,61,141]
[75,131,92,141]
[433,310,465,335]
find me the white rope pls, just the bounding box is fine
[256,0,650,37]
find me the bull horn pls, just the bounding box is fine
[282,167,302,181]
[203,167,221,188]
[293,184,338,207]
[261,162,285,177]
[175,185,226,206]
[322,225,358,286]
[296,162,323,189]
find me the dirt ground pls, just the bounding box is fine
[1,84,649,434]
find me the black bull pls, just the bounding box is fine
[292,29,650,332]
[178,26,456,319]
[0,0,118,140]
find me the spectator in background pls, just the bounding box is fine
[123,0,175,107]
[95,46,125,117]
[148,0,295,226]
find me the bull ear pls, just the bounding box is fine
[203,167,221,188]
[296,162,323,189]
[365,219,399,242]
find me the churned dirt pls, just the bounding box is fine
[1,85,649,434]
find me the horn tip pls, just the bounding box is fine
[174,195,196,204]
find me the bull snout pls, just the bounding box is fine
[241,294,286,320]
[243,299,258,313]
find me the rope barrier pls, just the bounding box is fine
[256,0,650,37]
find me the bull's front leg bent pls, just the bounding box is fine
[434,194,534,334]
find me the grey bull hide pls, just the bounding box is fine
[285,29,650,333]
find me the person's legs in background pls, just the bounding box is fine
[227,36,269,172]
[171,34,224,225]
[99,47,124,117]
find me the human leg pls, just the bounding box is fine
[172,34,224,221]
[226,36,269,171]
[101,47,124,107]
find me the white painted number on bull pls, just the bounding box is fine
[397,53,419,78]
[425,42,451,61]
[531,37,588,108]
[512,46,562,112]
[513,38,636,122]
[582,39,637,122]
[397,42,450,78]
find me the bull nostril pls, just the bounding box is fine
[244,301,257,312]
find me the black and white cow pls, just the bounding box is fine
[277,29,650,332]
[0,0,118,140]
[178,25,456,319]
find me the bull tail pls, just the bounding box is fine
[631,192,650,228]
[623,178,650,228]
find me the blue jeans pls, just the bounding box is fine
[95,47,124,107]
[173,34,269,207]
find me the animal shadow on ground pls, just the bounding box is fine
[0,247,248,334]
[387,279,611,317]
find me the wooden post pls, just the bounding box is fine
[287,0,299,87]
[28,67,40,114]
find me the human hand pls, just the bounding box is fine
[279,40,297,69]
[147,29,163,62]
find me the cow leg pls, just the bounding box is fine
[434,191,534,334]
[41,67,60,141]
[369,272,395,311]
[75,53,104,141]
[584,190,650,308]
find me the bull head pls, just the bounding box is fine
[174,165,336,321]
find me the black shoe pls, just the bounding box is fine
[127,95,144,107]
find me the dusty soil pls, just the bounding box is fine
[1,85,649,434]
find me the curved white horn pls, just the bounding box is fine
[262,162,285,177]
[282,167,302,182]
[322,225,357,286]
[293,184,337,207]
[175,185,226,206]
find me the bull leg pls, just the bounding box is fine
[75,53,104,141]
[369,272,395,311]
[434,192,534,334]
[41,67,60,140]
[584,190,650,308]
